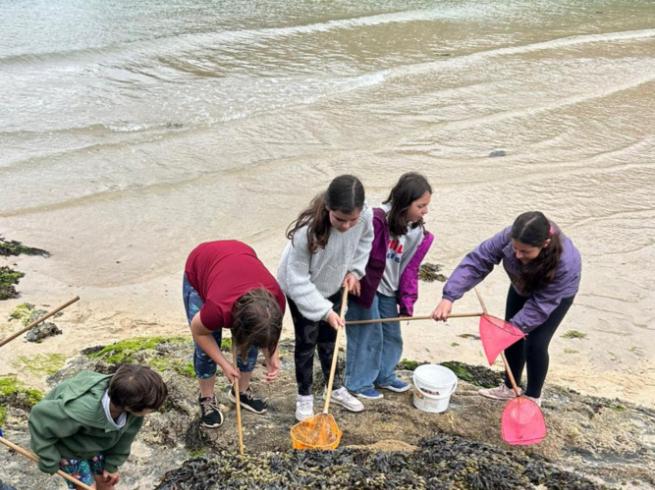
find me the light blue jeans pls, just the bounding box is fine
[183,274,258,378]
[344,292,403,393]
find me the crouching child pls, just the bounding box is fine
[29,364,168,489]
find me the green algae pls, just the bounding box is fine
[0,237,49,257]
[441,360,503,388]
[0,376,43,411]
[397,358,420,371]
[151,358,196,378]
[14,354,66,376]
[85,336,189,364]
[219,338,232,352]
[0,405,6,426]
[9,303,35,323]
[0,266,25,300]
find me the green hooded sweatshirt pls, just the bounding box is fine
[28,370,144,474]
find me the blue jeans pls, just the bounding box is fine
[344,293,403,393]
[183,274,258,378]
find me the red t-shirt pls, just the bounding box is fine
[184,240,285,330]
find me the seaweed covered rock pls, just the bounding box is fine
[2,337,654,489]
[419,263,448,283]
[156,433,605,489]
[0,237,49,257]
[0,266,24,300]
[24,322,63,343]
[440,361,503,388]
[0,236,49,300]
[8,303,63,342]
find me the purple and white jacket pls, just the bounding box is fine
[442,226,581,333]
[357,207,434,316]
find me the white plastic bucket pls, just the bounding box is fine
[412,364,458,413]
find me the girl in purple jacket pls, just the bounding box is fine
[345,173,434,400]
[432,211,581,406]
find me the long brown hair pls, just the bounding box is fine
[231,288,283,358]
[511,211,562,293]
[286,174,365,253]
[383,172,432,237]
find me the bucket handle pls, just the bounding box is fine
[414,378,458,400]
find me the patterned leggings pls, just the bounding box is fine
[59,454,104,489]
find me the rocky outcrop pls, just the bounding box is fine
[1,337,653,489]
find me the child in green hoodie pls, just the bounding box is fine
[29,364,167,489]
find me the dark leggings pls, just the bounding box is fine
[288,291,343,396]
[503,287,575,398]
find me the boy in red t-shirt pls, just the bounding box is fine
[183,240,285,428]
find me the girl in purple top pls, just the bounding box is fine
[345,173,434,400]
[432,211,581,406]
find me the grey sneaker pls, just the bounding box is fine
[199,395,224,428]
[478,384,522,401]
[329,387,364,412]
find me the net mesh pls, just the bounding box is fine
[290,413,343,450]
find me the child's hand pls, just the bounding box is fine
[101,469,120,486]
[221,363,240,384]
[325,310,345,330]
[432,299,453,321]
[343,272,361,296]
[264,351,280,382]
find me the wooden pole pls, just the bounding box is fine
[232,346,245,456]
[0,435,94,490]
[323,288,349,415]
[0,296,80,348]
[346,311,483,326]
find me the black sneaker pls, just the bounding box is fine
[199,395,224,428]
[228,386,268,414]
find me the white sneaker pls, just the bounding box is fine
[478,384,522,401]
[295,394,314,422]
[524,395,542,407]
[329,387,365,413]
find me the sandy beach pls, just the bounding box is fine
[2,0,655,414]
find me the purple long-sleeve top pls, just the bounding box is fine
[442,226,581,333]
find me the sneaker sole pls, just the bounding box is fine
[228,391,268,414]
[478,389,522,401]
[200,419,224,429]
[200,411,224,428]
[377,385,410,393]
[295,413,314,422]
[330,398,365,412]
[355,392,384,400]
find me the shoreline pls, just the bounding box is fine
[1,250,653,410]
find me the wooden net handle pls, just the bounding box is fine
[323,288,349,415]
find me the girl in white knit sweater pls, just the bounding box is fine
[277,174,373,421]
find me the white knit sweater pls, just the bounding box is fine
[277,205,373,321]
